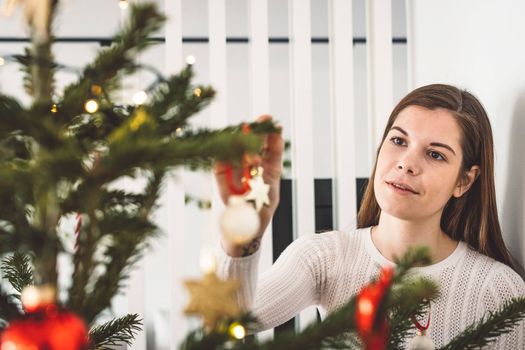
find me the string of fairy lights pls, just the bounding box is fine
[0,52,197,114]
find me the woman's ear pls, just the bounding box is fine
[453,165,480,198]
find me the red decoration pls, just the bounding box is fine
[223,163,253,195]
[74,212,82,251]
[223,123,254,195]
[412,302,431,333]
[0,306,89,350]
[355,266,394,350]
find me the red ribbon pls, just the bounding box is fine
[412,302,431,333]
[223,164,252,195]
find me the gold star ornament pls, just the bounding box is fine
[184,272,241,330]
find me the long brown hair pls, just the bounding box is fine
[357,84,515,268]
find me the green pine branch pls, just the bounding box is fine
[1,252,34,295]
[59,3,166,122]
[440,296,525,350]
[88,313,142,349]
[145,66,215,135]
[387,278,439,350]
[0,285,22,329]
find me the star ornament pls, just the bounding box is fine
[184,272,241,330]
[244,167,270,212]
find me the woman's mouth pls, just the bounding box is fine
[386,181,418,195]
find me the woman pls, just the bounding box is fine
[214,84,525,348]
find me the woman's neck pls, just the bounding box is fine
[371,212,458,264]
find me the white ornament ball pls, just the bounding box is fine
[220,195,260,245]
[408,334,435,350]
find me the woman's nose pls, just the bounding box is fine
[396,156,420,175]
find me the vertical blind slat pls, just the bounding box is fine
[250,0,274,341]
[289,0,318,330]
[209,0,228,242]
[329,0,357,230]
[366,0,394,162]
[164,1,187,349]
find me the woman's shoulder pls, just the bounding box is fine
[463,245,525,298]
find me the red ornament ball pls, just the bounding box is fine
[0,305,88,350]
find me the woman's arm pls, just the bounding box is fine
[216,233,328,332]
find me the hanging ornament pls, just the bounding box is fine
[184,272,241,330]
[408,303,435,350]
[220,195,260,245]
[2,0,53,43]
[244,167,270,212]
[0,308,89,350]
[1,285,88,350]
[408,331,435,350]
[355,266,394,350]
[118,0,129,10]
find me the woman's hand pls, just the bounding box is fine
[214,115,284,257]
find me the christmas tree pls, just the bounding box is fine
[0,1,274,348]
[1,1,524,349]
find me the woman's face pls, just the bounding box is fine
[373,105,465,222]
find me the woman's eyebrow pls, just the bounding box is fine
[389,126,457,156]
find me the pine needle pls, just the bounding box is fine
[88,313,143,349]
[440,296,525,349]
[1,252,34,294]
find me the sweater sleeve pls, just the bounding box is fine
[216,233,334,332]
[478,264,525,349]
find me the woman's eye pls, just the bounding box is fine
[390,137,405,146]
[429,151,445,161]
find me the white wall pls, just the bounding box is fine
[407,0,525,266]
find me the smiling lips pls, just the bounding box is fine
[386,181,419,194]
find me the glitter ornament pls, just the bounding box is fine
[184,272,240,330]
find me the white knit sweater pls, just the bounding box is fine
[217,227,525,349]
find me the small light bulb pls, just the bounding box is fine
[133,90,148,105]
[2,341,17,350]
[51,104,58,113]
[186,55,196,65]
[199,246,217,274]
[91,84,102,96]
[21,286,40,312]
[229,322,246,339]
[194,88,202,97]
[118,0,129,10]
[84,99,99,114]
[0,57,5,66]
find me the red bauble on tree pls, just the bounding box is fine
[0,286,88,350]
[1,306,88,350]
[355,266,394,350]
